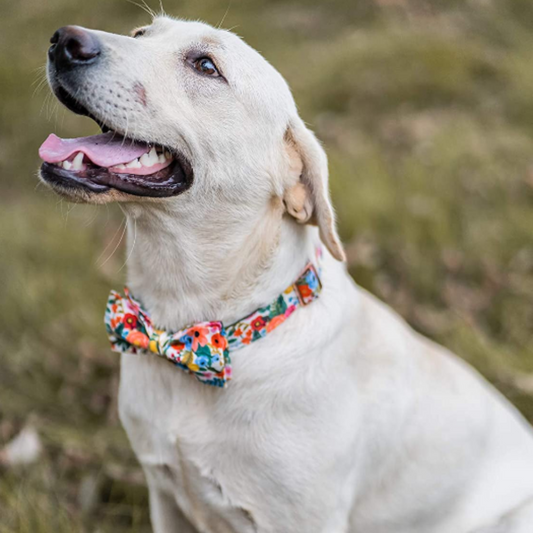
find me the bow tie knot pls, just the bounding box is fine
[105,289,232,387]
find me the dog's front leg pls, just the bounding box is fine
[148,485,199,533]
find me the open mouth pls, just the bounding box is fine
[39,85,192,197]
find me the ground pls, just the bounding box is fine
[1,0,533,531]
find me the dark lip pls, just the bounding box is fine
[40,159,192,198]
[43,81,194,197]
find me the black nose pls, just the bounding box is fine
[48,26,101,70]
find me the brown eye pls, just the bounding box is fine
[193,57,220,77]
[132,28,146,38]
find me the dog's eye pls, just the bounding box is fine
[132,28,146,38]
[193,57,220,77]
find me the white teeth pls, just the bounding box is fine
[58,147,172,173]
[125,158,142,169]
[71,152,84,170]
[148,146,159,164]
[140,147,159,167]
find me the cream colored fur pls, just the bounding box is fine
[43,16,533,533]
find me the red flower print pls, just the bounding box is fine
[126,330,149,349]
[188,325,209,351]
[169,340,186,352]
[122,313,138,329]
[251,316,267,331]
[211,333,228,350]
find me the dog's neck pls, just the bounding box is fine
[123,198,317,330]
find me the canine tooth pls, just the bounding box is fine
[71,152,84,170]
[158,154,166,164]
[141,147,159,167]
[62,160,72,170]
[126,158,141,169]
[149,146,159,163]
[115,164,126,170]
[164,150,171,160]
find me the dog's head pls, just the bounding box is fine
[39,17,344,261]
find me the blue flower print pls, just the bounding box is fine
[180,334,193,351]
[196,355,209,368]
[305,269,318,290]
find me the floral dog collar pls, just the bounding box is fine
[104,249,323,388]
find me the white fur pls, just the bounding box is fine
[45,17,533,532]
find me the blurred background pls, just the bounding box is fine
[1,0,533,531]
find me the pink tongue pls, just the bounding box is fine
[39,132,150,167]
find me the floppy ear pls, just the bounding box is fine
[283,116,346,262]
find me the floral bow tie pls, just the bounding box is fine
[105,249,323,388]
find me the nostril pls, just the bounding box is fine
[65,36,100,62]
[49,26,101,68]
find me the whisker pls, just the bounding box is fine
[217,1,232,29]
[84,205,100,227]
[31,70,48,88]
[32,65,48,73]
[63,202,77,226]
[44,91,54,120]
[95,217,126,265]
[126,0,156,18]
[119,216,137,272]
[32,77,49,99]
[97,218,128,269]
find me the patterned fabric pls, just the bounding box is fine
[105,250,323,388]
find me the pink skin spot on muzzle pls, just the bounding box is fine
[133,82,148,107]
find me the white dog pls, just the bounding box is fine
[39,16,533,533]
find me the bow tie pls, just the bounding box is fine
[104,250,323,387]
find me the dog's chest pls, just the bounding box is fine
[117,347,327,532]
[118,354,262,530]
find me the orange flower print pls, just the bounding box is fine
[187,325,209,351]
[297,284,312,300]
[241,329,253,345]
[211,333,228,351]
[126,330,149,349]
[122,313,138,329]
[266,314,286,333]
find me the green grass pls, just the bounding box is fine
[1,0,533,530]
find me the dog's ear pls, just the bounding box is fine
[283,116,345,262]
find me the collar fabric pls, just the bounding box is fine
[104,248,323,388]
